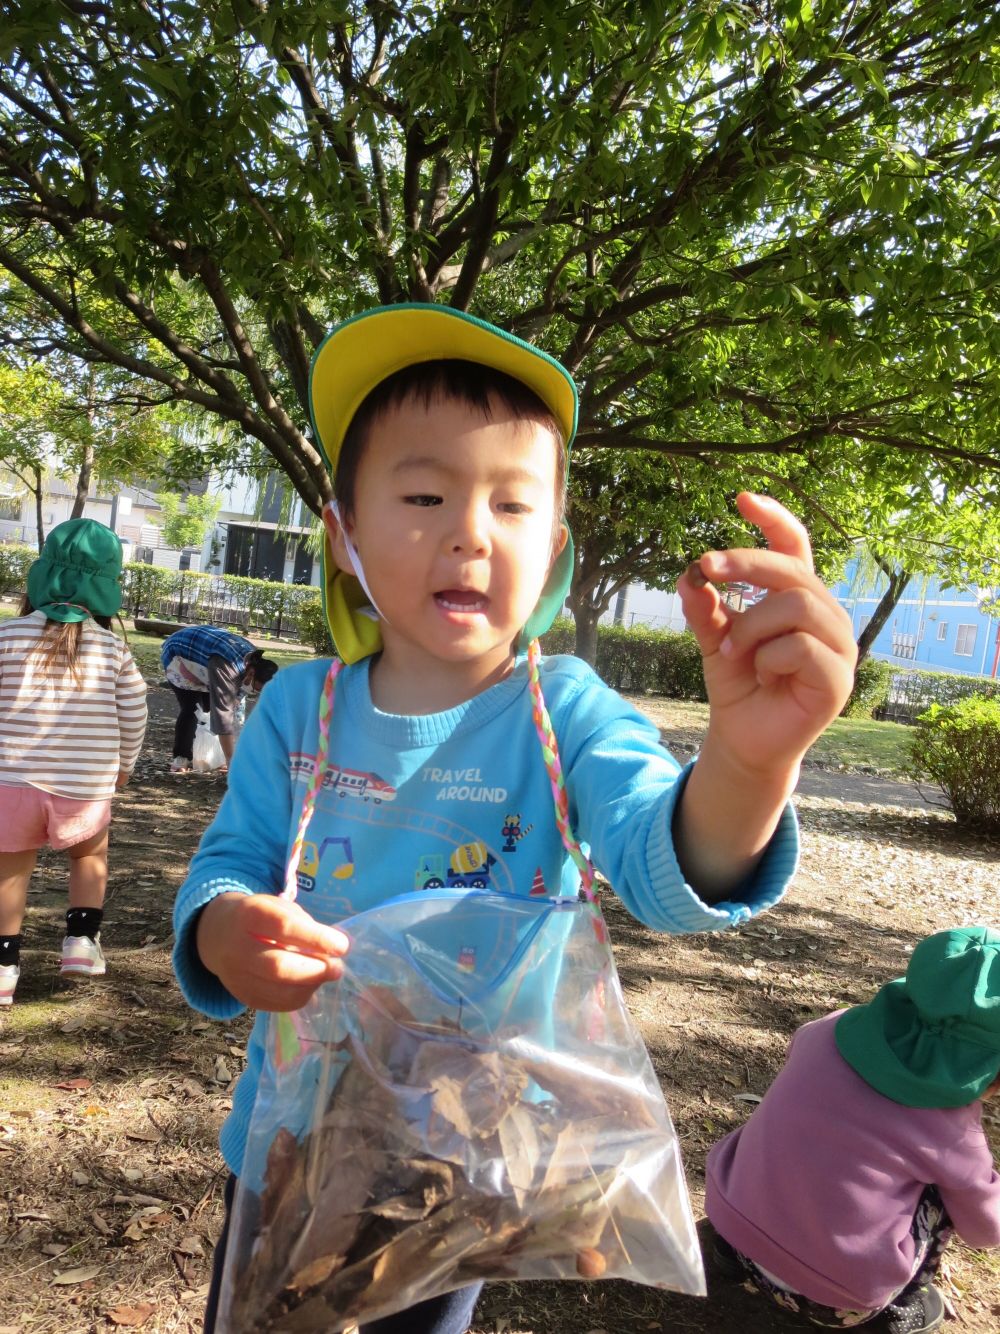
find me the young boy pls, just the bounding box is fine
[706,925,1000,1334]
[172,304,857,1333]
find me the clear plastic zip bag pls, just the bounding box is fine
[216,888,705,1333]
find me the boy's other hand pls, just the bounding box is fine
[196,892,350,1011]
[115,769,131,790]
[678,492,857,779]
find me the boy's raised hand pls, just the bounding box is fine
[678,492,857,779]
[196,892,349,1012]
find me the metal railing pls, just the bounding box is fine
[122,570,319,641]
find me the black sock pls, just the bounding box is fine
[0,934,21,967]
[65,908,103,942]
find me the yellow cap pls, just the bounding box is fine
[309,304,578,470]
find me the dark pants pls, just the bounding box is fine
[722,1185,953,1328]
[204,1175,483,1334]
[170,684,210,761]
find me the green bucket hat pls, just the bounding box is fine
[308,304,579,664]
[26,518,124,623]
[835,926,1000,1108]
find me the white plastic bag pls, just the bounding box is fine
[192,707,226,772]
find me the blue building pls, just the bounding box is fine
[833,564,1000,678]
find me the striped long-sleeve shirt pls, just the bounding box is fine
[0,610,148,800]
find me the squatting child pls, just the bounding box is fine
[0,519,147,1004]
[172,305,858,1334]
[706,925,1000,1334]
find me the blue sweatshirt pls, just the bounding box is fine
[172,653,799,1174]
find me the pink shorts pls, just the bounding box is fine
[0,784,112,853]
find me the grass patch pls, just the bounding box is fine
[623,692,912,776]
[807,714,911,775]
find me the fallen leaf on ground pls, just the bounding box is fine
[51,1264,102,1285]
[107,1303,156,1326]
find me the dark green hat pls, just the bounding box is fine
[26,519,124,624]
[835,926,1000,1108]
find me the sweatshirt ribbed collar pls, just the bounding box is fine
[338,656,530,749]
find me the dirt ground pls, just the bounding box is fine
[1,682,998,1334]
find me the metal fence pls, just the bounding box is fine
[121,568,320,641]
[873,666,1000,724]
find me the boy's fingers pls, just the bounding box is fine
[229,968,339,1013]
[734,492,813,567]
[253,943,345,987]
[245,896,350,959]
[677,563,735,651]
[699,547,825,596]
[750,633,854,701]
[720,587,856,660]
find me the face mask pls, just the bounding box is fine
[325,500,387,624]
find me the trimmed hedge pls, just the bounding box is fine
[296,596,335,654]
[906,695,1000,832]
[119,564,321,638]
[0,543,36,596]
[841,656,893,718]
[540,618,707,700]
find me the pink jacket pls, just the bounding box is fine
[705,1011,1000,1310]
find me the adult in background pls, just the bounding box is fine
[161,625,277,774]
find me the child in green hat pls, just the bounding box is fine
[0,519,148,1004]
[707,925,1000,1333]
[171,304,858,1332]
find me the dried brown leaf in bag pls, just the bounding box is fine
[410,1042,527,1141]
[496,1102,543,1204]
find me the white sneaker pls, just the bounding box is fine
[170,756,192,774]
[60,934,106,977]
[0,963,19,1005]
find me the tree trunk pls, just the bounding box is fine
[71,365,96,519]
[33,465,45,552]
[571,603,600,665]
[71,442,94,520]
[855,566,909,664]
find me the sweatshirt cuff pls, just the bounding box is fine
[645,761,800,932]
[172,878,265,1020]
